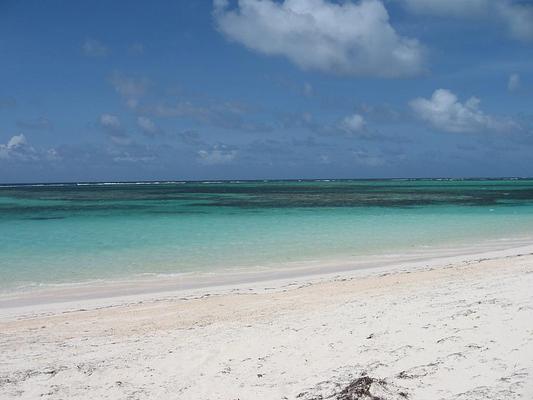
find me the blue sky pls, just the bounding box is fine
[1,0,533,182]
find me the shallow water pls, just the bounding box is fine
[2,179,533,290]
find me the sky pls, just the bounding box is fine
[1,0,533,183]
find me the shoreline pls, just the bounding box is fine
[1,241,532,399]
[2,236,533,316]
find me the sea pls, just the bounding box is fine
[2,178,533,292]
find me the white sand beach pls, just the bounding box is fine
[4,0,533,398]
[1,246,533,399]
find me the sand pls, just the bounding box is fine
[1,246,533,399]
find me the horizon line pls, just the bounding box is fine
[1,176,531,186]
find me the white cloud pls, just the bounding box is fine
[403,0,533,41]
[6,134,26,149]
[45,148,61,161]
[410,89,518,133]
[109,72,149,109]
[214,0,425,77]
[339,113,366,134]
[137,116,159,135]
[0,134,32,160]
[197,145,237,165]
[0,134,57,162]
[508,73,520,92]
[99,114,132,145]
[100,114,121,130]
[82,39,108,57]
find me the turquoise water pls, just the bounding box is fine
[2,179,533,291]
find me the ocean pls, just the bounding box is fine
[2,178,533,292]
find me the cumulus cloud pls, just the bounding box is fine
[45,148,61,161]
[0,134,27,153]
[508,73,520,92]
[99,114,131,145]
[403,0,533,41]
[137,118,155,134]
[100,114,122,131]
[0,134,34,161]
[214,0,425,77]
[339,113,366,134]
[137,116,160,136]
[0,134,59,162]
[197,144,237,165]
[410,89,519,133]
[82,38,108,57]
[281,110,405,142]
[115,74,270,133]
[108,72,149,109]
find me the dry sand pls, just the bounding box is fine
[1,247,533,399]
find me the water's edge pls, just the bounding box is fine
[2,236,532,313]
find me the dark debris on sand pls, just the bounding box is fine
[337,376,387,400]
[298,375,408,400]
